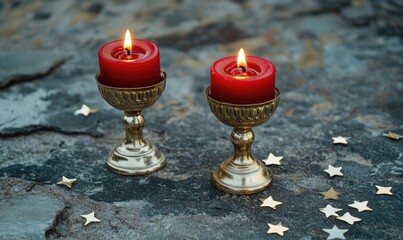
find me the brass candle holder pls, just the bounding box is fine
[95,72,166,175]
[206,86,280,194]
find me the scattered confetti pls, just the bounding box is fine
[74,104,97,116]
[332,136,350,145]
[260,196,283,209]
[263,153,284,166]
[375,185,393,195]
[57,176,77,189]
[383,132,403,140]
[348,200,372,212]
[322,225,348,240]
[267,222,289,236]
[324,165,343,177]
[337,212,361,225]
[320,187,340,200]
[320,204,342,218]
[81,211,101,226]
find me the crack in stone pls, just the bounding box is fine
[0,57,71,89]
[0,124,104,138]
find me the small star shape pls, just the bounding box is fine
[375,185,393,195]
[320,187,340,200]
[332,136,350,145]
[348,200,372,212]
[260,196,283,209]
[337,212,361,225]
[383,132,403,140]
[324,165,343,177]
[81,212,101,226]
[263,153,284,166]
[57,176,77,189]
[322,225,348,240]
[320,204,342,218]
[74,104,97,116]
[267,222,289,236]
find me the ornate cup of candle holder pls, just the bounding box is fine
[206,86,280,194]
[95,72,166,175]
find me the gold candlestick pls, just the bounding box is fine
[206,86,280,194]
[95,72,166,175]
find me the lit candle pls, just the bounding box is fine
[98,30,161,88]
[210,49,276,104]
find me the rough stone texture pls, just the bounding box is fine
[0,194,64,240]
[0,0,402,239]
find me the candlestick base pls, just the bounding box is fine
[206,86,280,194]
[96,72,167,175]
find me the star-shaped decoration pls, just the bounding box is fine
[383,132,403,140]
[322,225,348,240]
[348,200,372,212]
[260,196,283,209]
[267,222,289,236]
[81,211,101,226]
[57,176,77,189]
[337,212,361,225]
[74,104,97,116]
[324,165,343,177]
[375,185,393,195]
[263,153,284,166]
[320,204,342,218]
[320,187,340,200]
[332,136,350,145]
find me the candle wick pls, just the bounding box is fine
[240,66,246,73]
[125,48,131,56]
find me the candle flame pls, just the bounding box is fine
[124,29,132,54]
[237,48,247,68]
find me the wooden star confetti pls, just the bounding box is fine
[263,153,284,166]
[57,176,77,189]
[81,211,101,226]
[320,204,342,218]
[260,196,283,209]
[320,187,340,200]
[332,136,350,145]
[348,200,372,212]
[324,165,343,177]
[74,104,97,116]
[375,185,393,195]
[322,225,348,240]
[383,132,403,140]
[337,212,361,225]
[267,222,289,236]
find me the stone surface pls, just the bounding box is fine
[0,194,64,240]
[0,0,402,239]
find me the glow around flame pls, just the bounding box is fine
[124,29,132,53]
[237,48,247,68]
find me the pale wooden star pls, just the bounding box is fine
[57,176,77,189]
[348,200,372,212]
[320,187,340,200]
[263,153,284,166]
[267,222,289,236]
[375,185,393,195]
[74,104,97,116]
[81,211,101,226]
[260,196,283,209]
[337,212,361,225]
[320,204,342,218]
[383,132,403,140]
[324,165,343,177]
[332,136,350,145]
[322,225,348,240]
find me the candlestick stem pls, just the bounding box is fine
[231,128,255,165]
[122,111,146,148]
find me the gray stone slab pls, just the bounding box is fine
[0,195,64,240]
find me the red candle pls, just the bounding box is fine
[98,30,161,88]
[210,48,276,104]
